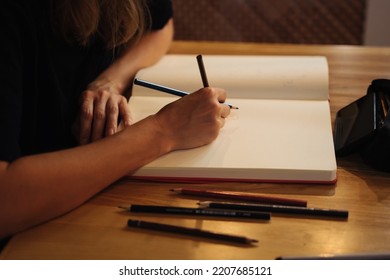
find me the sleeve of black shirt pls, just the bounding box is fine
[147,0,173,30]
[0,1,26,162]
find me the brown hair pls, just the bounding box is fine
[51,0,150,49]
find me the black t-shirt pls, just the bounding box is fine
[0,0,172,162]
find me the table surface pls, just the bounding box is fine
[2,41,390,260]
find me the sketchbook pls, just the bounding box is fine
[128,55,337,184]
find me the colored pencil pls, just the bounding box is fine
[170,188,307,207]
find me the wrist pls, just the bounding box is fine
[87,75,129,96]
[123,115,174,158]
[92,60,138,95]
[147,115,175,155]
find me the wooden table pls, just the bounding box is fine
[2,41,390,260]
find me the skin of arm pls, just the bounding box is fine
[75,19,175,144]
[0,86,231,239]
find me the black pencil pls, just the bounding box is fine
[119,204,270,220]
[198,201,349,219]
[134,78,188,97]
[134,78,238,109]
[196,54,239,110]
[127,219,258,244]
[196,54,209,87]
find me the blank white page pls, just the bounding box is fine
[129,55,337,183]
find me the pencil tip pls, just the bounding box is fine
[197,201,210,207]
[118,205,128,210]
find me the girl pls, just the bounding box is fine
[0,0,230,239]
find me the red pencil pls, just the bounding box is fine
[170,188,307,207]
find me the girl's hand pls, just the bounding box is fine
[154,87,231,151]
[74,80,134,145]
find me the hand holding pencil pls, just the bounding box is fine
[152,86,231,149]
[133,55,233,150]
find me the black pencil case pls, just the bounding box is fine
[334,79,390,172]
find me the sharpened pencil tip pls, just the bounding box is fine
[227,104,239,110]
[197,201,210,207]
[118,205,129,210]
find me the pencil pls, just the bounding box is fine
[276,252,390,260]
[199,201,349,219]
[196,54,209,87]
[133,78,239,109]
[170,188,307,207]
[196,54,239,110]
[127,219,258,244]
[134,78,188,97]
[119,204,270,220]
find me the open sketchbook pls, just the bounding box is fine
[128,55,337,184]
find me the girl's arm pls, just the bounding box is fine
[0,86,231,239]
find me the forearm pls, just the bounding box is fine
[0,84,229,239]
[0,116,170,239]
[94,19,174,94]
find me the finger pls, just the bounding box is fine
[118,96,134,127]
[91,93,109,142]
[105,98,119,136]
[218,115,226,128]
[216,88,227,104]
[220,104,231,119]
[79,92,94,145]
